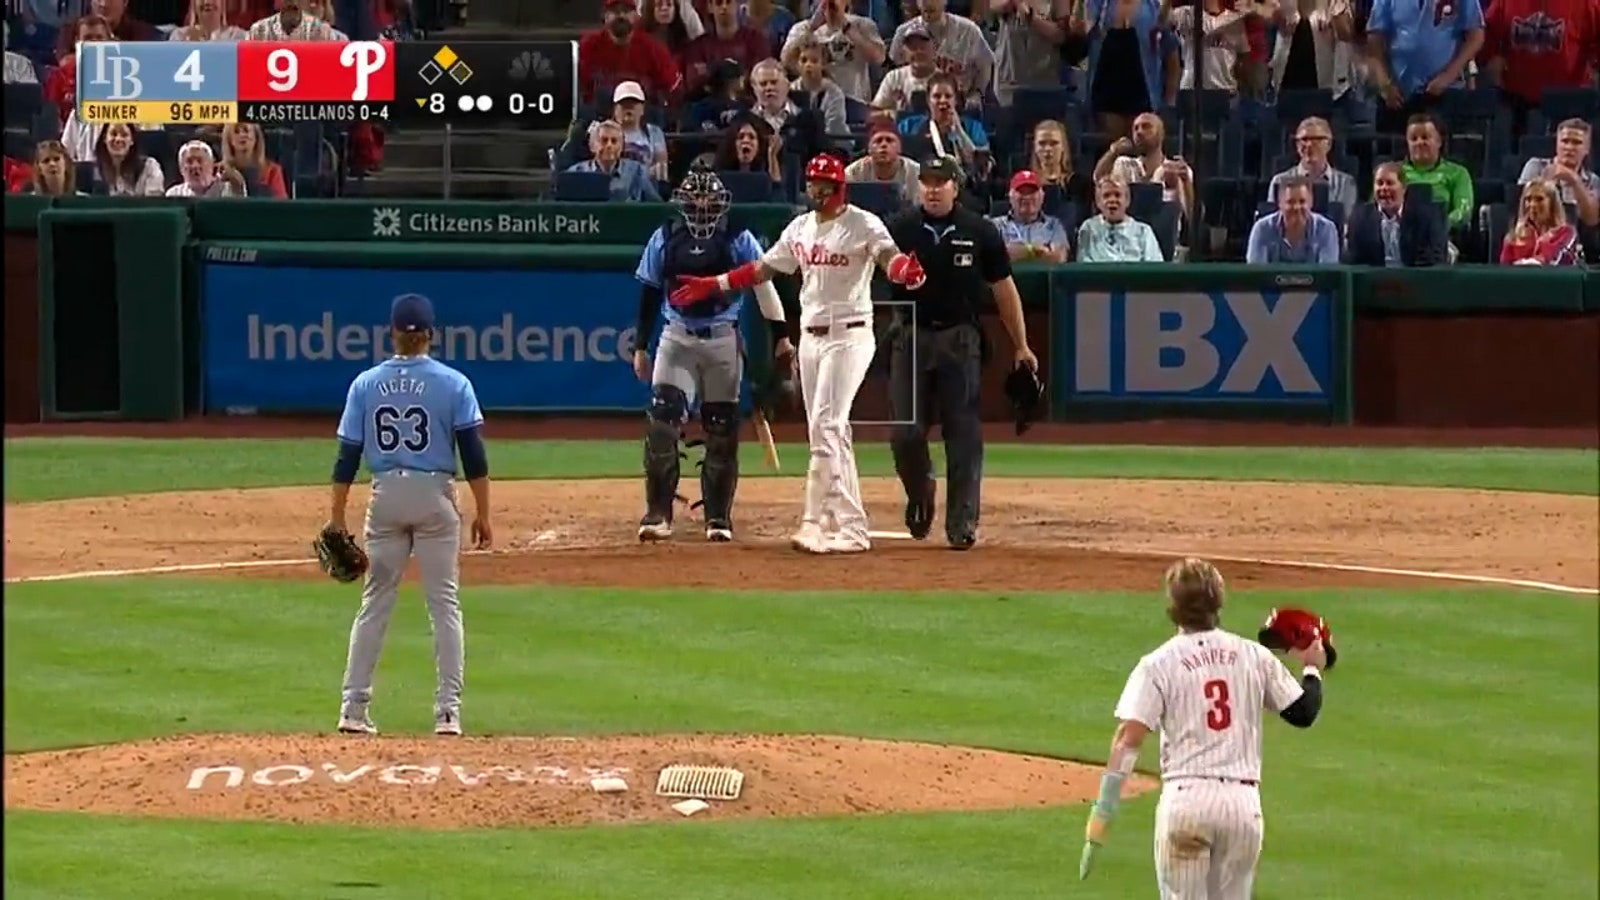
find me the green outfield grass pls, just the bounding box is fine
[3,440,1597,899]
[4,438,1596,501]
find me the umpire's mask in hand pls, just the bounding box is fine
[1004,364,1045,436]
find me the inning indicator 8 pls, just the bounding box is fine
[396,41,576,126]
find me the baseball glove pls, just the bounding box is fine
[312,524,369,583]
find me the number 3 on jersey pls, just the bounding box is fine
[374,405,429,452]
[1203,679,1232,731]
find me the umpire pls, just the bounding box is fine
[886,157,1040,550]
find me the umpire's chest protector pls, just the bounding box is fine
[661,222,737,320]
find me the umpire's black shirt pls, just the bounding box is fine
[888,201,1012,327]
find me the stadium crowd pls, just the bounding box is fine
[6,0,1596,265]
[558,0,1599,264]
[3,0,430,197]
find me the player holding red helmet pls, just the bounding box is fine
[671,153,924,553]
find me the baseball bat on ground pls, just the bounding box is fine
[752,407,781,472]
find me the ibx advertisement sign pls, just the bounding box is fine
[1057,282,1348,418]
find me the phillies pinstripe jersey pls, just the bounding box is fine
[1114,629,1305,782]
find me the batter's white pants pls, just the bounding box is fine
[796,321,877,542]
[1153,779,1264,900]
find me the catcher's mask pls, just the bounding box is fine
[805,153,848,214]
[1003,364,1045,435]
[1258,607,1338,670]
[672,168,732,239]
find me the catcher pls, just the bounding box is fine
[631,167,793,543]
[1080,559,1332,898]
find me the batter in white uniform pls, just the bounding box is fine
[1079,558,1329,899]
[671,153,926,554]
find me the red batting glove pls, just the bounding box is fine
[887,252,926,289]
[669,274,721,308]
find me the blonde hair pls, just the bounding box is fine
[1164,558,1225,630]
[222,123,265,168]
[1030,119,1073,178]
[1517,179,1567,232]
[1095,174,1127,194]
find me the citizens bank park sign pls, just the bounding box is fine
[185,761,632,789]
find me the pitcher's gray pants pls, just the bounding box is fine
[340,469,464,719]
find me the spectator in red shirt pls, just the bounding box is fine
[679,0,770,97]
[4,157,33,194]
[1500,178,1584,265]
[580,0,683,104]
[1481,0,1599,120]
[45,15,112,129]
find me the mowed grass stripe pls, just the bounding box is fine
[2,580,1595,898]
[5,438,1595,501]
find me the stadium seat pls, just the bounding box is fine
[1010,85,1073,136]
[1128,181,1164,221]
[552,170,612,202]
[1519,134,1556,159]
[1274,89,1334,126]
[73,161,94,191]
[1148,202,1181,261]
[849,180,900,218]
[1175,89,1232,129]
[1480,202,1510,257]
[4,129,32,161]
[716,170,774,202]
[4,82,42,131]
[844,96,871,127]
[1539,87,1600,124]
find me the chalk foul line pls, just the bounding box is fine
[4,539,1594,596]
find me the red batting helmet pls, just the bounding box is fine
[805,153,848,213]
[1258,607,1338,670]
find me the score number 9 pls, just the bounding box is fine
[266,49,299,92]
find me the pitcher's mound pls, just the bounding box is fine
[3,733,1153,830]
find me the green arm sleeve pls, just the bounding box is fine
[1446,163,1475,228]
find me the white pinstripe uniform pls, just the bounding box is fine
[761,205,897,546]
[1114,628,1306,900]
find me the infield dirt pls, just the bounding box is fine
[5,473,1594,830]
[4,476,1595,590]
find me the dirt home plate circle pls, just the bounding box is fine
[3,450,1595,828]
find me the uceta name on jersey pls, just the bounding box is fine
[376,377,427,398]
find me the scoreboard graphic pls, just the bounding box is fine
[76,40,576,128]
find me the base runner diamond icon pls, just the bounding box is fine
[418,60,443,85]
[449,61,473,85]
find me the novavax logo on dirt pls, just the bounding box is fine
[3,733,1148,830]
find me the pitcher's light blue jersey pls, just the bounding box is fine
[336,356,484,475]
[635,227,766,330]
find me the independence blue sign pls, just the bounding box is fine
[201,266,652,412]
[1067,290,1336,401]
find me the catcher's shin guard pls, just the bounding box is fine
[698,402,740,525]
[643,386,688,520]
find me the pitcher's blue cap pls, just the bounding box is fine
[391,294,435,333]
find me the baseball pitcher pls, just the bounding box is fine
[633,168,793,542]
[1080,558,1330,899]
[329,294,492,737]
